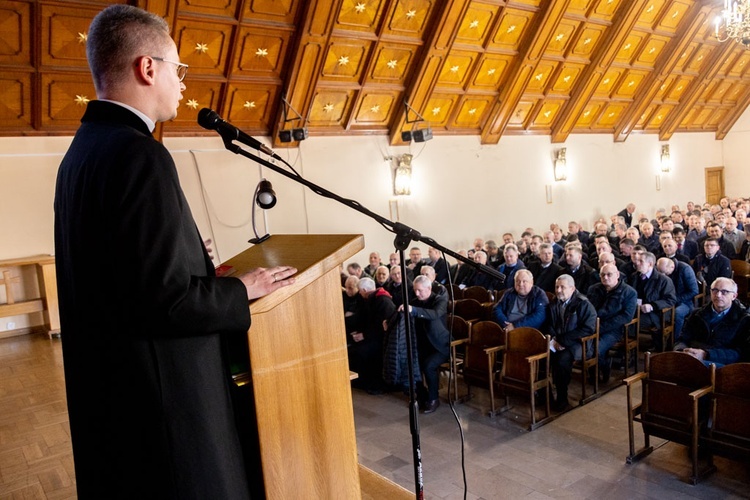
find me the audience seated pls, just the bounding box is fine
[628,251,677,351]
[660,237,690,265]
[485,240,503,268]
[674,226,699,261]
[347,262,363,278]
[385,265,413,307]
[723,217,744,253]
[374,265,390,289]
[638,222,661,254]
[675,277,750,367]
[687,214,707,242]
[342,276,362,341]
[740,231,750,262]
[497,243,526,290]
[699,222,737,259]
[528,243,563,294]
[618,203,636,228]
[543,230,564,260]
[546,274,598,411]
[363,251,382,278]
[406,247,425,276]
[493,269,549,331]
[560,245,596,295]
[693,238,733,290]
[464,251,501,290]
[656,257,699,339]
[586,263,638,383]
[426,247,450,285]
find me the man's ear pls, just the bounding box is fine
[136,55,156,85]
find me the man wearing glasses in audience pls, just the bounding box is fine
[675,278,750,367]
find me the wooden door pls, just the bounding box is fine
[705,167,725,205]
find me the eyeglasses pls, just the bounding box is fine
[151,56,188,82]
[710,288,736,296]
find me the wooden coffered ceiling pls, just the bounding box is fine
[3,0,750,146]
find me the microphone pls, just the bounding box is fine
[198,108,276,157]
[255,179,277,209]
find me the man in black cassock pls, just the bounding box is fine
[53,5,296,499]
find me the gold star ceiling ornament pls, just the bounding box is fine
[338,56,350,66]
[77,32,87,44]
[323,103,334,112]
[74,95,89,106]
[195,42,209,54]
[370,104,380,113]
[406,9,416,19]
[387,59,398,69]
[355,2,366,13]
[255,48,268,57]
[186,99,199,110]
[243,101,256,109]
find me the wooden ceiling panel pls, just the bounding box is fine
[489,9,534,50]
[636,0,667,29]
[367,43,416,84]
[1,1,31,67]
[436,50,478,88]
[178,0,240,19]
[336,0,386,33]
[233,27,293,80]
[451,96,491,129]
[470,54,512,89]
[174,20,235,77]
[242,0,302,25]
[383,0,434,37]
[320,39,373,82]
[3,0,750,143]
[455,3,500,45]
[351,91,399,127]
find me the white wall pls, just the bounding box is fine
[0,115,743,330]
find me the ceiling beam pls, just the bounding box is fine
[658,39,737,141]
[388,0,469,145]
[271,0,338,148]
[549,0,648,144]
[715,85,750,139]
[612,2,709,142]
[480,0,572,145]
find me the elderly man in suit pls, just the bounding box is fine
[628,252,677,351]
[53,6,297,498]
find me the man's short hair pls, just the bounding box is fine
[486,240,498,249]
[515,269,533,281]
[347,262,361,271]
[504,243,518,253]
[556,274,575,287]
[414,275,432,288]
[539,243,552,251]
[642,252,656,266]
[673,226,686,236]
[619,238,635,247]
[711,277,738,293]
[359,277,376,292]
[87,5,171,93]
[521,231,532,238]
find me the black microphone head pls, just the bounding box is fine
[197,108,222,130]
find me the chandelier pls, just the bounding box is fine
[715,1,750,47]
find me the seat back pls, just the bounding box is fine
[447,314,470,341]
[712,363,750,442]
[730,260,750,305]
[502,327,548,384]
[463,321,504,385]
[452,298,485,322]
[463,286,492,303]
[642,352,714,440]
[450,284,463,301]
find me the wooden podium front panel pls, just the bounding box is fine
[248,267,359,498]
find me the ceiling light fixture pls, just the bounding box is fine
[715,1,750,46]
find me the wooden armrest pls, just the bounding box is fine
[450,338,469,347]
[623,372,647,386]
[689,384,713,400]
[578,332,597,343]
[484,345,505,355]
[526,352,547,363]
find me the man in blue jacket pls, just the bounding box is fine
[675,277,750,367]
[493,270,549,331]
[656,257,699,338]
[586,264,638,383]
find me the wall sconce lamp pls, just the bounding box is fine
[660,144,671,172]
[393,154,413,196]
[553,148,567,181]
[278,94,309,143]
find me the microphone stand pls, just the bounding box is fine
[214,132,504,499]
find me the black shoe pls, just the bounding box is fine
[423,399,440,414]
[552,395,570,412]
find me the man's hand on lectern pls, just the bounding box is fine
[238,266,297,300]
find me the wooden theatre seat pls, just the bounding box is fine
[461,320,505,416]
[571,318,600,405]
[703,362,750,463]
[609,309,640,379]
[624,351,716,485]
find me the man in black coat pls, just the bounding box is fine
[628,252,677,351]
[546,275,598,411]
[586,264,638,383]
[402,275,450,413]
[618,203,636,228]
[53,6,297,498]
[528,243,562,294]
[426,247,450,284]
[693,238,733,291]
[675,278,750,367]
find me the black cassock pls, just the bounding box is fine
[54,101,252,499]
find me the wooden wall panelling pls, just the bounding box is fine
[612,0,705,142]
[225,82,281,133]
[173,18,237,78]
[0,1,32,67]
[165,80,225,132]
[716,85,750,139]
[39,4,98,69]
[481,0,572,144]
[177,0,242,19]
[243,0,302,25]
[550,0,648,142]
[0,72,33,132]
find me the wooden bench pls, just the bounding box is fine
[0,255,60,338]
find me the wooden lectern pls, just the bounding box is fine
[222,234,364,499]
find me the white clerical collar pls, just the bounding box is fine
[100,99,156,132]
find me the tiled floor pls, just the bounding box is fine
[353,374,750,499]
[1,333,748,499]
